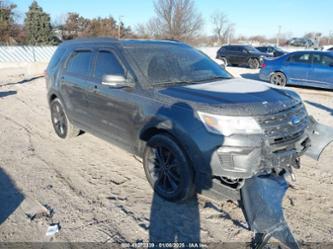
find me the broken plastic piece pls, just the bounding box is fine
[46,223,60,236]
[305,116,333,160]
[241,174,299,249]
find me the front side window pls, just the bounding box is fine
[66,51,93,76]
[288,53,311,64]
[321,55,333,66]
[94,51,125,79]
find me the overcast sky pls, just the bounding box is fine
[13,0,333,38]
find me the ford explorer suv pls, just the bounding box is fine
[46,38,333,248]
[216,44,271,69]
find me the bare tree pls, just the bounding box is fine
[135,17,161,39]
[152,0,203,41]
[211,10,234,45]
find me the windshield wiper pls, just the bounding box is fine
[153,76,230,87]
[153,80,194,87]
[194,76,230,83]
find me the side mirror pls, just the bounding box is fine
[101,74,131,88]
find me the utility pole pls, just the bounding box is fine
[276,25,281,47]
[118,15,124,39]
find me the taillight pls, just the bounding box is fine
[261,63,267,68]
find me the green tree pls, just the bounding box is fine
[0,1,20,44]
[62,12,90,40]
[24,1,53,45]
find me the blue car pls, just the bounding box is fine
[259,51,333,89]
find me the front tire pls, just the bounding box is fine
[270,72,287,87]
[143,134,195,202]
[50,98,80,139]
[248,58,260,69]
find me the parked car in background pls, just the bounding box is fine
[259,51,333,89]
[287,37,314,48]
[216,44,271,69]
[328,47,333,51]
[256,46,287,57]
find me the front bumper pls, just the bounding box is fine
[208,133,309,179]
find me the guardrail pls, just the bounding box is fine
[0,46,57,63]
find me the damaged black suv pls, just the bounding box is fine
[46,38,333,248]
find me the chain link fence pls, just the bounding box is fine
[0,46,57,63]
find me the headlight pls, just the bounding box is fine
[197,111,263,136]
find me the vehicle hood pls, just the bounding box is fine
[155,78,302,116]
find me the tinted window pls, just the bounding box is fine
[267,47,273,53]
[227,46,240,52]
[288,53,311,64]
[245,46,261,53]
[321,55,333,66]
[94,51,124,79]
[66,51,93,76]
[312,54,321,65]
[256,47,266,52]
[48,46,66,70]
[234,46,242,52]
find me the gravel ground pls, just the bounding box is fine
[0,64,332,245]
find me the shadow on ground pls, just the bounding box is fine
[0,167,24,224]
[0,90,17,98]
[305,100,333,116]
[0,76,43,88]
[149,195,200,243]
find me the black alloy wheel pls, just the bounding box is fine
[50,98,80,139]
[143,134,194,202]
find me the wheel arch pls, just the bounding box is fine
[140,126,189,159]
[49,93,58,103]
[138,123,212,192]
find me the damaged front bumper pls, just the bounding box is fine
[204,114,333,248]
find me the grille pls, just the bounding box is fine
[257,103,308,145]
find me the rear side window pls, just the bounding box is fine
[228,46,237,52]
[48,46,66,70]
[288,53,311,64]
[66,51,94,76]
[94,51,124,79]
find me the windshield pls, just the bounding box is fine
[124,44,232,86]
[275,47,285,53]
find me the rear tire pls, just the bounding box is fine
[248,58,260,69]
[270,72,287,87]
[143,134,195,202]
[50,98,80,139]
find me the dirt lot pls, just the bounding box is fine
[0,65,332,245]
